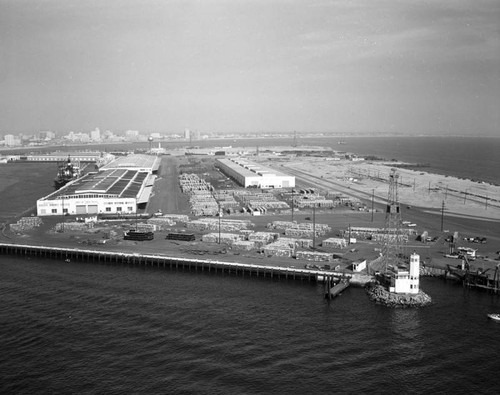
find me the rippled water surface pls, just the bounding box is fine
[1,256,499,394]
[1,136,500,393]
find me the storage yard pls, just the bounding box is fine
[5,151,500,279]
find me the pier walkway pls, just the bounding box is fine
[0,243,372,285]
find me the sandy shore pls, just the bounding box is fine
[260,156,500,221]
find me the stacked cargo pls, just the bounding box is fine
[127,223,156,233]
[166,232,195,241]
[284,222,331,238]
[186,218,253,232]
[179,174,219,216]
[322,237,347,249]
[189,190,219,216]
[214,191,239,210]
[248,231,279,247]
[147,217,176,230]
[179,173,212,193]
[294,238,314,248]
[263,240,295,258]
[53,221,93,232]
[9,216,43,232]
[239,229,255,239]
[343,226,417,240]
[296,251,333,262]
[293,196,335,209]
[159,214,189,223]
[201,232,243,244]
[232,240,255,251]
[371,233,409,243]
[236,191,290,213]
[266,220,298,230]
[274,237,314,249]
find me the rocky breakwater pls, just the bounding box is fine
[366,284,432,308]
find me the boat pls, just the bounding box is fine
[487,313,500,322]
[54,156,80,189]
[123,229,154,241]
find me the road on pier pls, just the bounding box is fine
[145,156,190,215]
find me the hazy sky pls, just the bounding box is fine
[1,0,499,135]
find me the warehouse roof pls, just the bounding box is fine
[101,154,160,173]
[216,157,292,178]
[44,169,149,200]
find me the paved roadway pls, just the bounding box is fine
[146,156,190,215]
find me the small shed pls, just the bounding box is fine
[351,259,367,272]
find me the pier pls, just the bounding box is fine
[324,277,351,299]
[0,243,369,286]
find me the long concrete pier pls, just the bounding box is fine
[0,243,372,285]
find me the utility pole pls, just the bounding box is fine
[371,189,374,222]
[441,200,445,232]
[61,194,65,232]
[218,202,222,244]
[312,204,316,249]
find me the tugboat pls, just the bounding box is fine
[54,156,80,189]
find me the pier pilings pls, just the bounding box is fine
[0,243,330,283]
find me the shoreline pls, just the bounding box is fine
[1,145,499,288]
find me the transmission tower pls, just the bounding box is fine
[382,168,405,272]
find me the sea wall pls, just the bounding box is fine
[366,284,432,308]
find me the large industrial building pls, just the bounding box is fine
[37,154,160,216]
[215,157,295,189]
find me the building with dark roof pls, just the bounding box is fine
[36,154,158,216]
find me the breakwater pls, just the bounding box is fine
[0,242,371,285]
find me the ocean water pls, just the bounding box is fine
[0,162,56,222]
[1,136,500,393]
[4,135,499,185]
[326,136,500,186]
[1,256,499,394]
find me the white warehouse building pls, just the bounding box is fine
[215,157,295,189]
[37,154,159,216]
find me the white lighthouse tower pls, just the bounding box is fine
[389,252,420,294]
[408,252,420,293]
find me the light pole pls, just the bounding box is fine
[441,200,445,232]
[312,203,316,249]
[371,189,374,222]
[61,194,65,232]
[218,202,222,244]
[291,189,295,222]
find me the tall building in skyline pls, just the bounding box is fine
[90,128,101,142]
[4,134,18,146]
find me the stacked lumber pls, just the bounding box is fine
[232,240,255,251]
[322,237,347,249]
[201,232,243,244]
[9,216,43,232]
[296,251,333,262]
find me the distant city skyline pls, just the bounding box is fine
[1,0,499,136]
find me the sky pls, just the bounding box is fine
[0,0,499,136]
